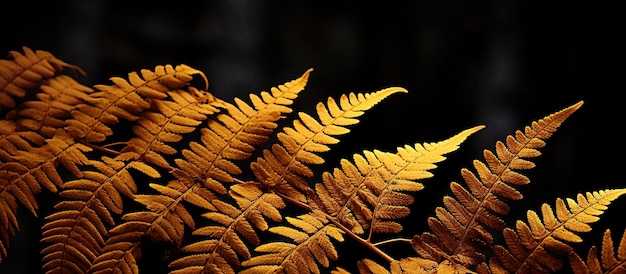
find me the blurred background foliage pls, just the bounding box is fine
[1,1,623,273]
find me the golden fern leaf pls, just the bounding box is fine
[92,70,312,273]
[174,68,312,188]
[250,87,408,202]
[240,212,345,274]
[568,229,626,274]
[169,183,286,274]
[0,129,90,263]
[11,75,94,138]
[40,156,153,274]
[0,46,85,110]
[119,88,223,169]
[315,126,483,236]
[89,181,197,274]
[411,101,584,266]
[488,189,626,273]
[65,64,207,143]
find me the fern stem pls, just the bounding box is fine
[372,238,412,247]
[78,139,122,156]
[275,192,396,264]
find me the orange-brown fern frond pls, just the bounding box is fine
[119,88,223,170]
[315,126,483,237]
[250,87,408,202]
[0,129,91,263]
[569,229,626,274]
[0,46,85,111]
[40,156,155,273]
[412,101,584,266]
[240,212,344,274]
[11,75,94,138]
[169,183,286,274]
[65,64,207,143]
[484,189,626,273]
[91,70,311,273]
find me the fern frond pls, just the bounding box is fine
[120,88,223,169]
[0,129,91,263]
[169,183,286,274]
[315,126,483,236]
[240,212,344,274]
[91,70,312,273]
[569,229,626,274]
[489,189,626,273]
[65,64,207,143]
[412,101,584,266]
[0,46,85,110]
[40,156,148,273]
[251,87,408,202]
[12,75,94,138]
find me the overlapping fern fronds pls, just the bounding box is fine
[0,46,623,274]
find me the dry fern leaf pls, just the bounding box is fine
[316,126,483,236]
[0,46,85,110]
[92,70,312,273]
[251,87,408,202]
[169,183,286,274]
[0,129,90,263]
[12,75,94,138]
[119,88,223,170]
[487,189,626,273]
[568,229,626,274]
[174,68,312,187]
[412,101,584,266]
[40,156,150,274]
[239,212,345,274]
[65,64,207,143]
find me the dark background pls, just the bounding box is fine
[1,1,624,273]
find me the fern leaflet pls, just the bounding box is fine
[251,87,408,202]
[482,189,626,273]
[411,101,584,266]
[568,229,626,274]
[315,126,483,237]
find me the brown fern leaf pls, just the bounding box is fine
[411,101,584,266]
[119,88,223,169]
[90,70,312,273]
[65,64,207,143]
[315,126,483,236]
[11,75,94,138]
[486,189,626,273]
[40,156,155,274]
[250,87,408,202]
[0,129,91,263]
[0,46,85,110]
[569,229,626,274]
[168,183,286,274]
[239,212,345,274]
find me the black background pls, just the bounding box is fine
[1,1,624,273]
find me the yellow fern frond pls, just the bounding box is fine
[0,46,85,110]
[315,126,483,237]
[569,229,626,274]
[490,189,626,273]
[169,183,286,274]
[412,101,584,266]
[240,212,344,274]
[65,64,207,143]
[251,87,407,202]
